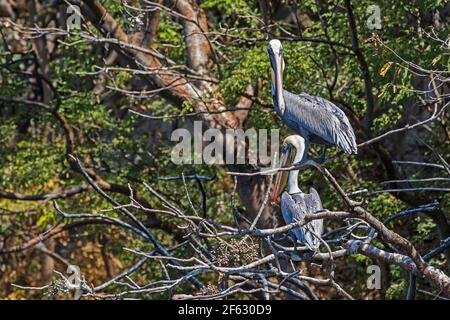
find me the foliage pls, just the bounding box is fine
[0,0,448,300]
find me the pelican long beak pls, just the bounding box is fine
[269,49,285,112]
[271,144,291,204]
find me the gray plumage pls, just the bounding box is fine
[278,91,357,154]
[268,39,357,155]
[281,187,324,251]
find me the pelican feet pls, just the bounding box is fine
[309,145,329,164]
[288,234,312,262]
[284,233,303,262]
[292,158,324,168]
[290,248,317,261]
[290,251,303,262]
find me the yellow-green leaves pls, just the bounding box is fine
[379,62,394,77]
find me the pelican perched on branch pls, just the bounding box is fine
[271,135,324,252]
[267,39,357,162]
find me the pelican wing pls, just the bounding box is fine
[306,187,323,215]
[303,188,324,250]
[281,189,324,251]
[281,192,306,244]
[283,91,357,154]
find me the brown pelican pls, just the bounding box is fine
[268,39,357,162]
[271,135,324,252]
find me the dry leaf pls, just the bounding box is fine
[431,54,442,66]
[379,62,393,77]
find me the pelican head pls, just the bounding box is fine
[271,135,306,203]
[268,39,285,114]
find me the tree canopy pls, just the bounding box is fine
[0,0,449,300]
